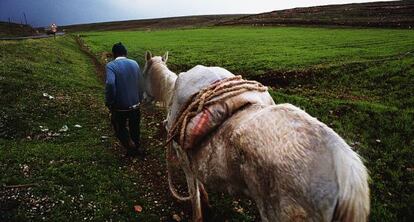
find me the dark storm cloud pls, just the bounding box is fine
[0,0,134,27]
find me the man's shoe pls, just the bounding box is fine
[135,146,147,159]
[126,147,146,159]
[126,149,138,157]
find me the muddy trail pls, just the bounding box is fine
[117,104,193,221]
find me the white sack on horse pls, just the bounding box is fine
[167,65,275,150]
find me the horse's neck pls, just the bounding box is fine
[154,65,177,105]
[162,70,177,106]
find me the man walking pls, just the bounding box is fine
[105,42,144,157]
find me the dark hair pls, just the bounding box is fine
[112,42,127,57]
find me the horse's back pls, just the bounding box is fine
[224,103,340,220]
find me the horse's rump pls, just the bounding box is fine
[216,103,341,220]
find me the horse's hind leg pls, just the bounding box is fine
[278,197,311,222]
[240,162,279,221]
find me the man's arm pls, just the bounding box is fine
[105,64,116,109]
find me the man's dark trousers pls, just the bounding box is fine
[111,109,141,154]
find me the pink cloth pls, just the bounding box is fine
[183,90,274,150]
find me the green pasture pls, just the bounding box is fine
[81,27,414,72]
[81,27,414,109]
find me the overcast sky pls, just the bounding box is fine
[0,0,390,27]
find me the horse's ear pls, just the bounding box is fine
[145,51,152,61]
[162,51,169,63]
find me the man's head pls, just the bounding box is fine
[112,42,127,58]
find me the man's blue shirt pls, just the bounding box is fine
[105,57,143,109]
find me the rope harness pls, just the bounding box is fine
[165,75,268,202]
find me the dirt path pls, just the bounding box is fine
[125,105,192,221]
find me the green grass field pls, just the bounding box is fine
[81,27,413,72]
[82,27,414,109]
[81,26,414,221]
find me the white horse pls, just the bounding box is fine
[143,51,370,222]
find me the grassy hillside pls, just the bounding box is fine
[220,1,414,28]
[63,1,413,33]
[80,26,414,221]
[63,15,245,32]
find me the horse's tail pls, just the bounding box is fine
[331,137,370,222]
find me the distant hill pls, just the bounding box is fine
[62,1,413,32]
[0,22,36,37]
[62,15,246,32]
[219,1,414,28]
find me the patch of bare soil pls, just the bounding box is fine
[249,69,316,88]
